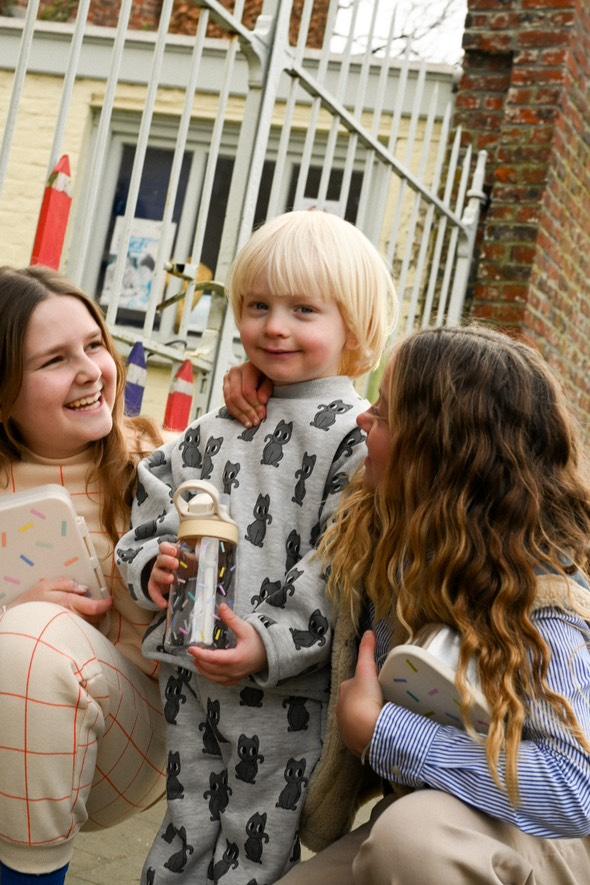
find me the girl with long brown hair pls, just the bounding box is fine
[0,266,166,885]
[228,324,590,883]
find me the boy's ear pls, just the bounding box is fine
[345,331,360,351]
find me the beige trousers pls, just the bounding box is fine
[0,603,166,874]
[279,790,590,884]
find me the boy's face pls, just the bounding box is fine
[238,277,350,385]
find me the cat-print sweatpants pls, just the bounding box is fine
[143,662,323,885]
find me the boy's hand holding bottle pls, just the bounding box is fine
[149,480,267,683]
[148,541,180,609]
[148,541,179,608]
[148,545,267,684]
[189,605,267,685]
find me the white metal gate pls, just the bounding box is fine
[0,0,486,416]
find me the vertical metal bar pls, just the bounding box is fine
[142,8,210,339]
[337,0,380,216]
[399,85,439,330]
[446,149,488,325]
[403,99,452,327]
[436,144,472,326]
[179,0,250,351]
[369,45,412,243]
[265,0,314,218]
[386,58,427,267]
[67,0,134,284]
[105,0,176,328]
[209,0,294,406]
[422,126,462,327]
[0,0,41,199]
[291,0,342,209]
[387,46,412,157]
[46,0,91,176]
[176,4,245,342]
[355,3,398,232]
[315,0,363,208]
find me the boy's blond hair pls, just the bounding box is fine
[228,210,398,378]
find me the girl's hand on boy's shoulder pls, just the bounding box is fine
[337,630,384,757]
[147,541,179,609]
[9,578,112,625]
[223,362,272,427]
[189,603,267,685]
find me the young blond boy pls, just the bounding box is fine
[116,210,397,884]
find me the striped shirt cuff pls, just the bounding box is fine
[370,702,440,788]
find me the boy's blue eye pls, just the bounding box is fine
[295,305,315,314]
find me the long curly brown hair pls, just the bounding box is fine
[320,324,590,802]
[0,265,162,546]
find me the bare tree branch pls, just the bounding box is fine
[332,0,466,64]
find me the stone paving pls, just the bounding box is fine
[68,799,375,883]
[68,802,164,885]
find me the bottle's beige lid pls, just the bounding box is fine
[173,480,238,545]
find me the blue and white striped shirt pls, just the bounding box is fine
[370,608,590,838]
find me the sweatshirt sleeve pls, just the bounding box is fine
[369,611,590,838]
[247,428,366,687]
[115,437,182,609]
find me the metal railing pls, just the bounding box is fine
[0,0,486,417]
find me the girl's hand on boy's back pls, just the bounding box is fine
[337,631,384,757]
[189,603,267,685]
[223,362,272,427]
[147,541,179,608]
[9,578,112,625]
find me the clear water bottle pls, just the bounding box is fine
[163,479,238,655]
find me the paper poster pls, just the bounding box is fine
[101,216,176,312]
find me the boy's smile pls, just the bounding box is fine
[238,280,350,385]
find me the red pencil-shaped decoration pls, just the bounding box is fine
[163,359,194,432]
[31,155,72,270]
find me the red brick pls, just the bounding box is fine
[505,105,558,123]
[511,245,537,263]
[517,30,572,48]
[522,0,578,8]
[464,33,515,52]
[472,301,528,324]
[512,68,566,86]
[456,95,482,111]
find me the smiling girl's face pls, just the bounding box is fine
[9,295,117,459]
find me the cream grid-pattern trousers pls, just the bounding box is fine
[0,602,166,874]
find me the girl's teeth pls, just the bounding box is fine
[67,393,101,409]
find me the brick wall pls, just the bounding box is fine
[456,0,590,439]
[7,0,329,47]
[171,0,329,47]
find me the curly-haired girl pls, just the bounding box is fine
[264,324,590,884]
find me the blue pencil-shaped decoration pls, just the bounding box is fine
[124,341,147,417]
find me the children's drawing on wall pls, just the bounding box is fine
[101,217,176,312]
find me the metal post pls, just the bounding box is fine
[204,0,294,410]
[0,0,40,199]
[447,150,488,325]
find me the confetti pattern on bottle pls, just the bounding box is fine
[164,537,237,655]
